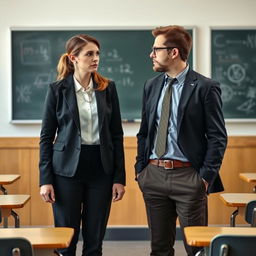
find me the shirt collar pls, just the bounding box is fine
[73,75,93,93]
[165,64,189,85]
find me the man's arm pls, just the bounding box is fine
[135,83,148,175]
[199,82,227,185]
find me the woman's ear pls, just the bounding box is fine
[68,54,77,64]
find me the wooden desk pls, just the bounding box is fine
[0,174,21,194]
[0,194,30,228]
[184,226,256,247]
[0,174,21,227]
[239,173,256,192]
[219,193,256,227]
[0,227,74,256]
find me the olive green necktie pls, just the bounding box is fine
[155,78,176,158]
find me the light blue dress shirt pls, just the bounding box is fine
[150,65,189,161]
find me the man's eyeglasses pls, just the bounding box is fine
[151,47,176,55]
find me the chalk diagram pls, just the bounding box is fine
[227,64,246,84]
[220,84,234,103]
[16,84,32,103]
[33,70,56,89]
[237,86,256,114]
[20,40,51,65]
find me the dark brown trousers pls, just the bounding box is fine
[138,164,207,256]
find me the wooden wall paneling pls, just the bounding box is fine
[30,147,54,226]
[0,147,31,227]
[0,136,256,226]
[108,138,147,225]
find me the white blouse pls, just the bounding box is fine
[74,76,100,145]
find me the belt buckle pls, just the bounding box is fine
[164,160,174,170]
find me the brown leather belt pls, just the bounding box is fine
[149,159,192,169]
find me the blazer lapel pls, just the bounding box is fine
[63,74,81,131]
[177,69,198,133]
[95,81,106,133]
[148,74,165,132]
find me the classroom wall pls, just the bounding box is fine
[1,0,256,136]
[1,0,256,227]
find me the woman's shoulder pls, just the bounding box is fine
[49,75,72,90]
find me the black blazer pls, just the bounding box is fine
[39,74,125,186]
[135,69,227,193]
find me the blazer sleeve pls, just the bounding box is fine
[109,82,126,185]
[199,82,227,185]
[135,81,148,174]
[39,84,58,186]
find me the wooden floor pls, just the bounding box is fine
[77,240,187,255]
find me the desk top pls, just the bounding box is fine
[0,174,20,185]
[239,173,256,183]
[184,226,256,247]
[219,193,256,207]
[0,227,74,249]
[0,194,30,208]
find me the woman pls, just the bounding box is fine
[39,34,126,256]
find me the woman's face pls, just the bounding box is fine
[73,42,100,74]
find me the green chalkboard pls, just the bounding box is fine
[211,29,256,119]
[11,28,194,122]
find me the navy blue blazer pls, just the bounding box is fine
[39,74,125,186]
[135,69,227,193]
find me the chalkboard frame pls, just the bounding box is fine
[10,26,196,124]
[210,26,256,123]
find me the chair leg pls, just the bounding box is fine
[11,210,20,228]
[251,208,256,227]
[220,244,229,256]
[54,249,63,256]
[230,209,239,227]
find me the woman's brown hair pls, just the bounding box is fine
[152,25,192,62]
[57,34,109,91]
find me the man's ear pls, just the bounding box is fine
[170,48,179,59]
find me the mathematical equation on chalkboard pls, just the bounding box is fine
[16,40,137,105]
[211,30,256,119]
[11,29,169,121]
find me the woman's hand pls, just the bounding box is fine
[112,183,125,202]
[40,184,55,203]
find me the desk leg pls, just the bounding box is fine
[0,185,9,227]
[230,208,239,227]
[0,185,7,194]
[11,210,20,228]
[253,186,256,193]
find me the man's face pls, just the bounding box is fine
[150,35,173,73]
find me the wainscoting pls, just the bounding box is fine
[0,136,256,227]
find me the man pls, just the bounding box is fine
[135,25,227,256]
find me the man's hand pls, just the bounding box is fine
[202,179,209,191]
[112,183,125,202]
[40,184,55,203]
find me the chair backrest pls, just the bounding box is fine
[245,200,256,227]
[0,237,34,256]
[209,234,256,256]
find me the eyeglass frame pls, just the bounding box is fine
[151,47,177,55]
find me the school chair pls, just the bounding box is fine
[209,234,256,256]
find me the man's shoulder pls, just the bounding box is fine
[188,69,218,85]
[144,73,165,88]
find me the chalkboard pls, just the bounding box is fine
[211,29,256,120]
[11,28,194,122]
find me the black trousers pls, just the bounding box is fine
[138,164,207,256]
[52,145,113,256]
